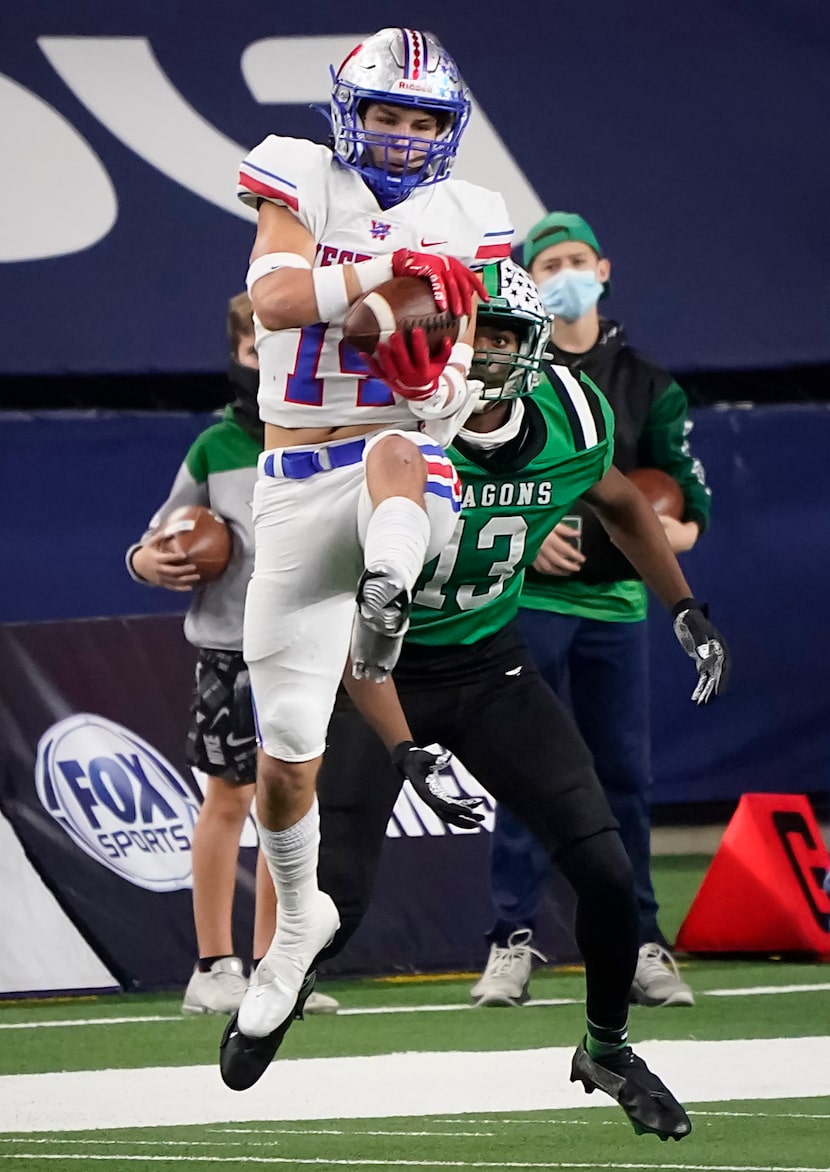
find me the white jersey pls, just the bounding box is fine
[238,137,513,428]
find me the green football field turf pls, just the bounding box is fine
[2,855,829,1170]
[2,1099,830,1172]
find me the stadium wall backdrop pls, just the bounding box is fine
[1,0,827,378]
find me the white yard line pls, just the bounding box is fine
[0,1001,578,1031]
[1,1037,830,1134]
[705,984,830,997]
[2,982,828,1032]
[210,1128,501,1137]
[4,1139,506,1148]
[338,998,580,1014]
[0,1015,181,1030]
[3,1155,830,1170]
[688,1110,830,1120]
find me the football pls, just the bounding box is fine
[626,468,685,520]
[342,275,462,359]
[158,505,232,583]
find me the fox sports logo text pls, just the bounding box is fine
[35,714,200,892]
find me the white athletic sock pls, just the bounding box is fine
[362,497,430,591]
[256,800,320,919]
[241,800,339,1034]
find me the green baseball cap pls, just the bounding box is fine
[522,211,609,298]
[522,212,603,270]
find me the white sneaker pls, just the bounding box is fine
[238,891,340,1038]
[630,943,694,1007]
[470,929,547,1007]
[304,989,340,1014]
[181,956,247,1016]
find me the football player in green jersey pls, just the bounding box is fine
[221,262,728,1141]
[478,213,712,1013]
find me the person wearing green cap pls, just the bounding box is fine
[471,211,711,1011]
[522,211,612,322]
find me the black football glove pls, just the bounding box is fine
[391,741,485,830]
[672,597,730,705]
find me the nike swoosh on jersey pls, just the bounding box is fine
[505,666,523,676]
[420,238,448,248]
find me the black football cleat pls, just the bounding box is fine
[570,1039,692,1141]
[219,971,317,1091]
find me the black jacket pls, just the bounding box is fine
[526,318,711,586]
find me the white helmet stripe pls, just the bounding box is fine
[554,365,599,449]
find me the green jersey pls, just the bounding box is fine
[408,368,614,645]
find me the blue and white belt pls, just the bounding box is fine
[262,437,367,480]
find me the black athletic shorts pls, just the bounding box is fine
[398,622,617,853]
[186,648,257,785]
[317,621,618,949]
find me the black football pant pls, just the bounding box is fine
[316,622,639,1033]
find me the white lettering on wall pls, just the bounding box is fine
[38,36,256,222]
[0,36,544,262]
[0,73,116,261]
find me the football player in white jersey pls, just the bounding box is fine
[221,28,513,1082]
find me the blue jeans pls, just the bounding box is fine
[488,608,662,947]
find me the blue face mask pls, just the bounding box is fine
[537,269,604,321]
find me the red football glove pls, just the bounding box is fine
[391,248,488,317]
[362,329,453,401]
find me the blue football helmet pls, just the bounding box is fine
[330,28,471,206]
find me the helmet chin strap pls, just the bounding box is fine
[459,398,525,450]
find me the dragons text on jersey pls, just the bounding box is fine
[410,366,615,645]
[460,479,560,510]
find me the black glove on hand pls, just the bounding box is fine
[391,741,485,830]
[672,597,730,705]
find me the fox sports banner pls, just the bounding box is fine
[0,616,580,992]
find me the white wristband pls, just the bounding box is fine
[353,255,394,293]
[311,265,350,323]
[409,365,468,420]
[448,341,474,375]
[125,544,148,584]
[312,255,395,322]
[246,251,311,296]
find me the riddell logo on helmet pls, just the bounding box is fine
[392,79,433,94]
[36,713,200,892]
